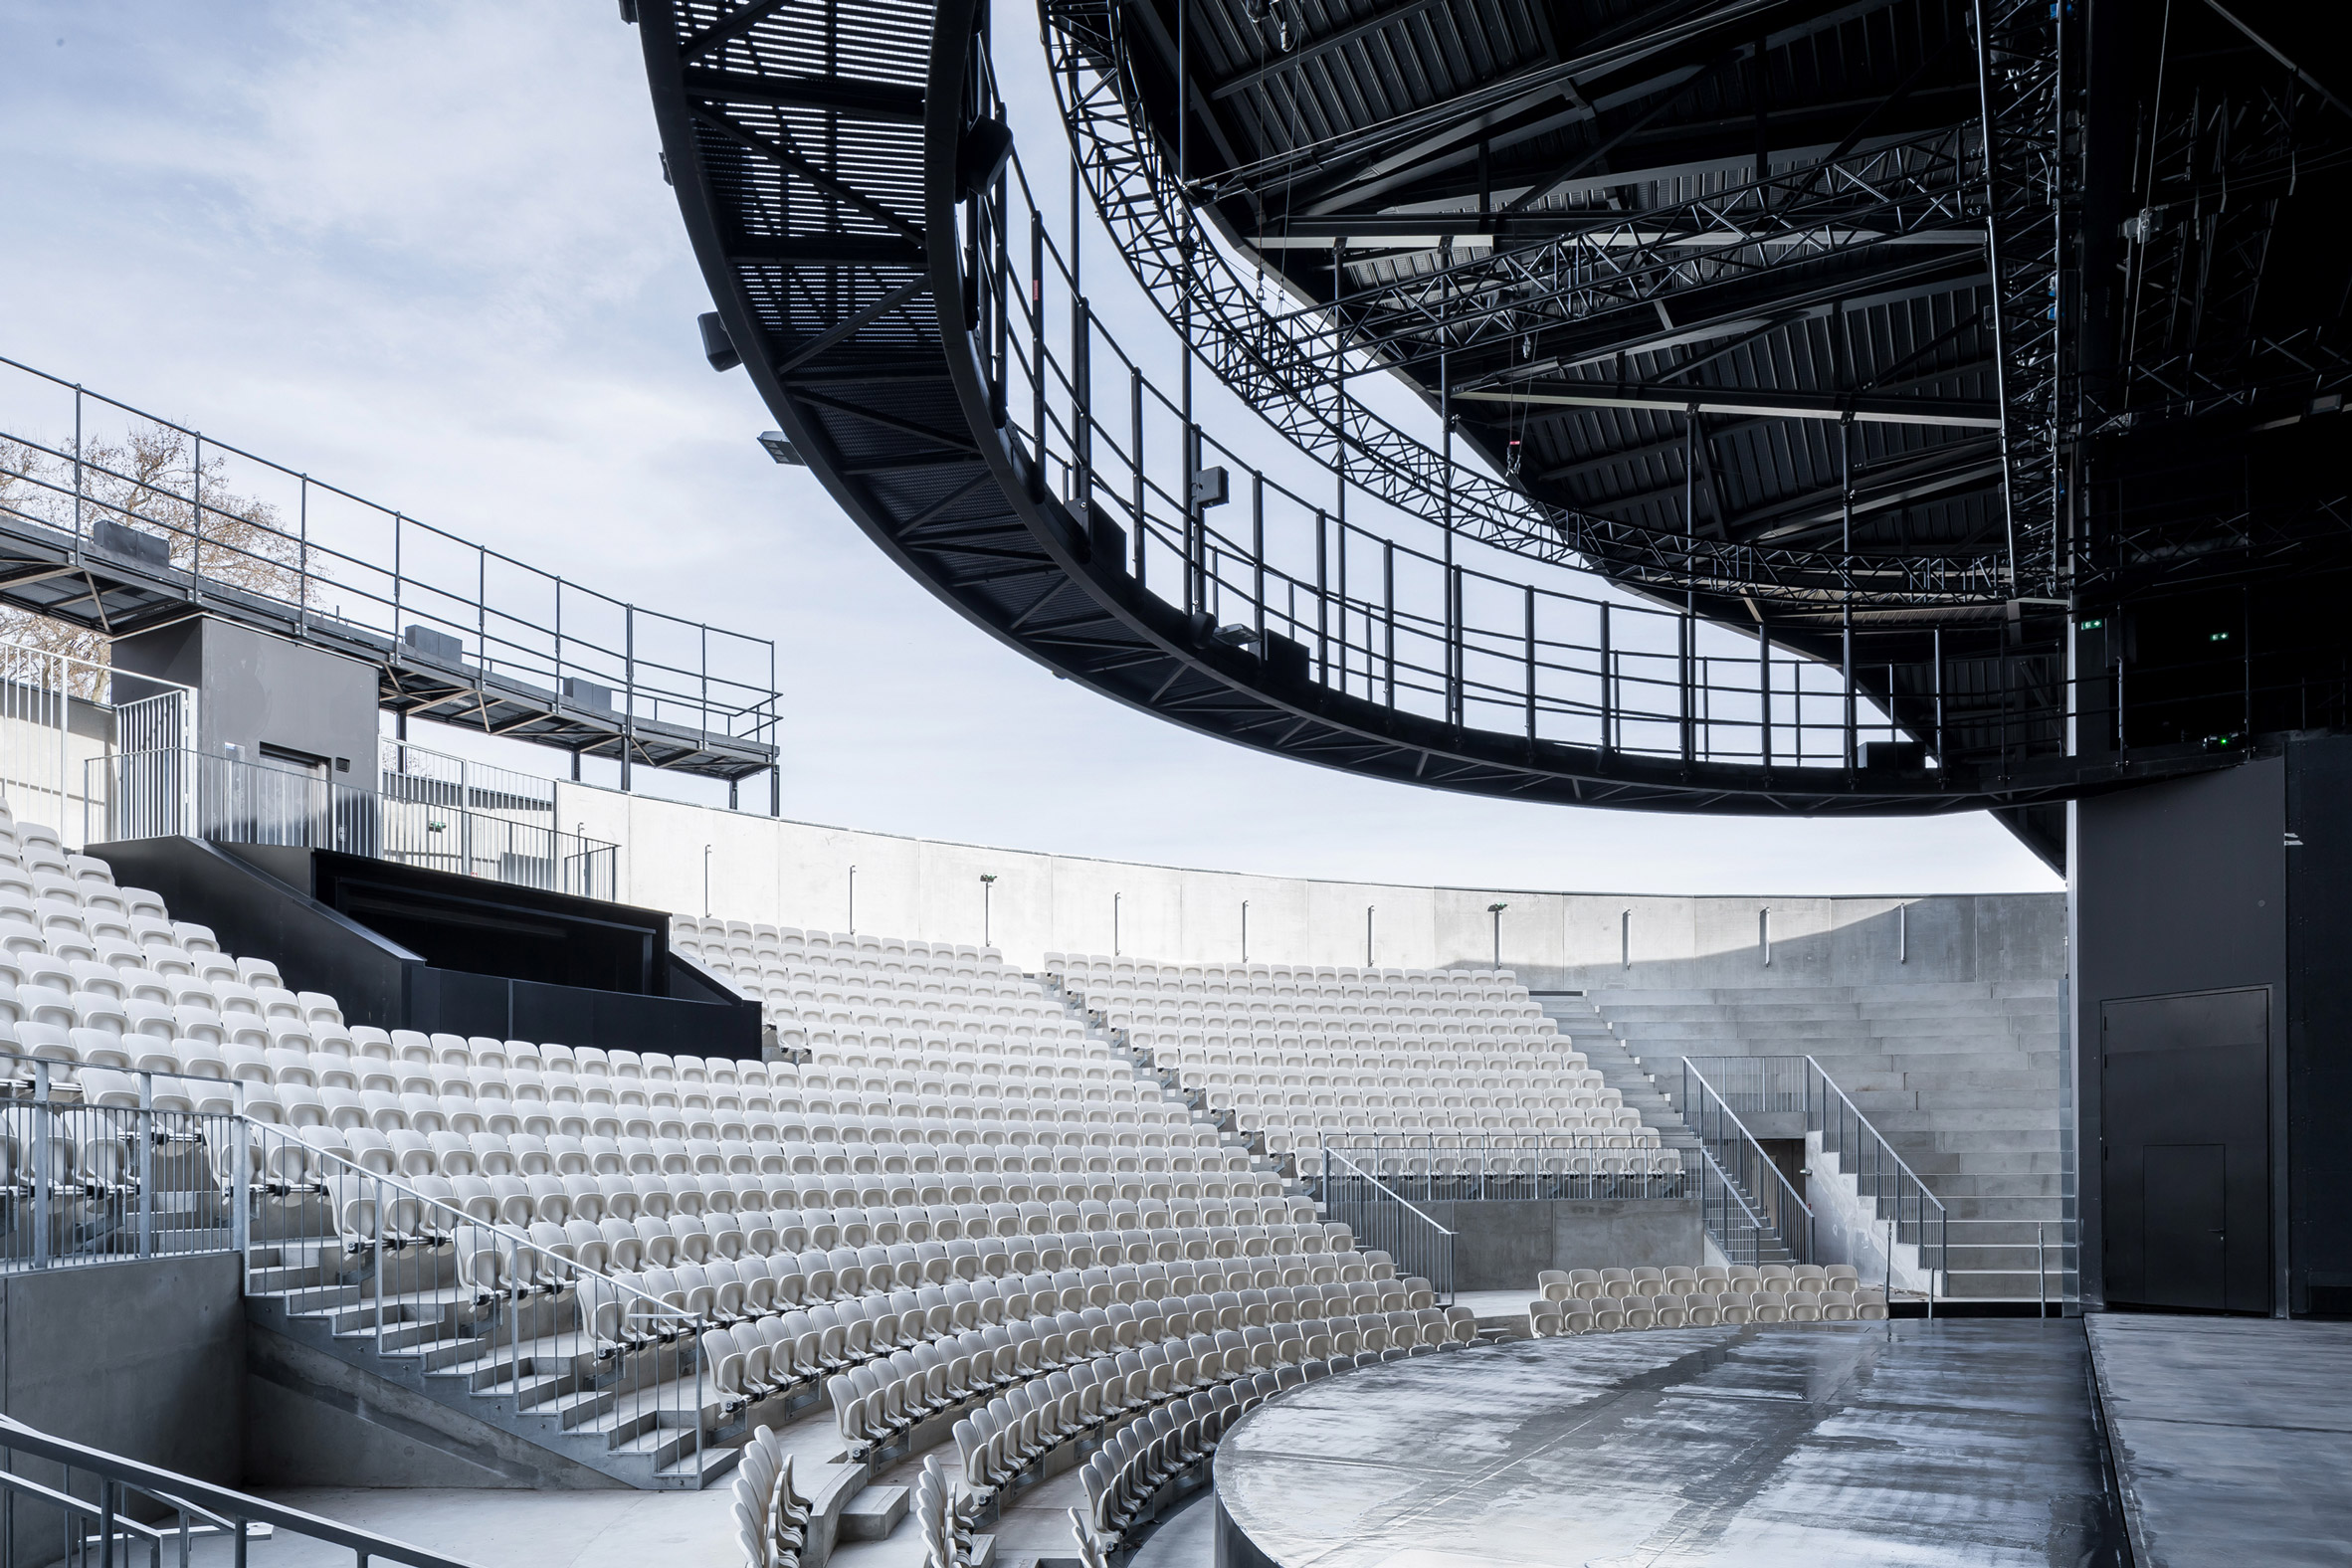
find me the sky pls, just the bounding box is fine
[0,2,2061,897]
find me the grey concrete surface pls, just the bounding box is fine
[1418,1197,1703,1288]
[243,1325,628,1490]
[0,1254,247,1566]
[2085,1312,2352,1567]
[1215,1320,2122,1567]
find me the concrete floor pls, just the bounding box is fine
[2086,1312,2352,1567]
[1215,1320,2125,1568]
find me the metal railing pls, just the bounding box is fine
[0,641,197,852]
[0,1056,242,1272]
[1678,1060,1815,1264]
[1676,1055,1949,1294]
[1313,1135,1693,1205]
[1941,1217,2074,1313]
[240,1118,713,1478]
[1319,1146,1454,1305]
[1802,1057,1947,1291]
[0,1414,478,1568]
[0,355,780,771]
[85,748,617,899]
[381,737,557,814]
[1691,1149,1790,1269]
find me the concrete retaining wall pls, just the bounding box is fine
[557,784,2062,988]
[0,1254,246,1562]
[1414,1199,1705,1289]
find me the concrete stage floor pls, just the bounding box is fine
[2086,1312,2352,1567]
[1214,1320,2127,1568]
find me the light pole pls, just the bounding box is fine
[848,865,857,936]
[980,874,997,947]
[1241,900,1249,964]
[1486,901,1506,969]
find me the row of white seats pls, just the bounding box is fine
[1538,1264,1859,1298]
[828,1274,1443,1455]
[1528,1290,1888,1332]
[732,1428,810,1568]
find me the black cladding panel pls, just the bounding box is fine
[2101,988,2271,1313]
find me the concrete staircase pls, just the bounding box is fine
[244,1235,738,1488]
[1563,982,2066,1300]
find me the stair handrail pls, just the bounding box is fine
[1320,1145,1457,1304]
[240,1116,695,1322]
[241,1116,710,1478]
[0,1414,483,1568]
[1689,1142,1782,1267]
[1679,1058,1815,1263]
[1802,1054,1947,1295]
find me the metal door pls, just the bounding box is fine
[2100,989,2269,1312]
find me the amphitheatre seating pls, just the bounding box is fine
[0,817,1495,1501]
[1525,1264,1887,1335]
[1041,953,1679,1177]
[0,802,1522,1512]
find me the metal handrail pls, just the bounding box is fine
[84,746,620,899]
[1801,1056,1941,1204]
[242,1116,712,1480]
[1319,1146,1456,1305]
[244,1116,695,1325]
[0,354,782,764]
[1800,1054,1946,1302]
[1689,1142,1784,1268]
[1676,1054,1949,1300]
[1679,1059,1814,1264]
[0,1414,480,1568]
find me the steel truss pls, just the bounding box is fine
[1045,0,2013,608]
[1971,0,2075,598]
[633,0,2352,843]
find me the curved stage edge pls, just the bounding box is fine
[1212,1321,2126,1568]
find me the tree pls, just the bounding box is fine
[0,427,308,694]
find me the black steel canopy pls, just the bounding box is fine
[636,0,2351,867]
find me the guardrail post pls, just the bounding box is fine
[233,1114,250,1260]
[137,1076,154,1259]
[33,1061,51,1269]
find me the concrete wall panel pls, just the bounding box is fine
[559,783,2061,988]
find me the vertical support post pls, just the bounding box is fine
[1252,473,1266,652]
[32,1060,51,1269]
[1841,417,1857,773]
[297,476,309,635]
[137,1073,154,1258]
[1030,210,1046,497]
[1382,541,1395,708]
[1523,584,1537,742]
[1130,367,1146,585]
[232,1112,250,1258]
[1314,509,1328,684]
[192,433,204,592]
[1599,604,1614,755]
[477,545,489,681]
[1932,627,1946,765]
[621,605,635,794]
[73,383,85,549]
[1074,295,1092,510]
[1439,571,1458,728]
[1364,905,1374,968]
[1758,619,1772,766]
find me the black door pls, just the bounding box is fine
[2101,989,2270,1312]
[2141,1144,2228,1309]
